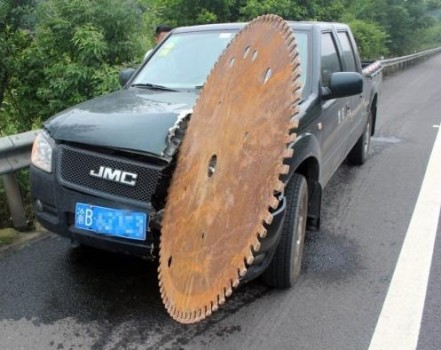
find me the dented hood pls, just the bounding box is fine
[44,88,197,159]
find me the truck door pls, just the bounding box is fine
[319,31,351,184]
[337,30,366,152]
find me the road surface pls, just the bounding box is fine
[1,55,440,350]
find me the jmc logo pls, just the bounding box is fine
[89,166,138,186]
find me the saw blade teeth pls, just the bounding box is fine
[283,148,294,159]
[252,239,261,253]
[225,285,233,297]
[218,294,226,306]
[212,302,219,313]
[239,263,248,277]
[285,134,296,144]
[245,252,254,266]
[269,196,280,209]
[290,119,299,130]
[275,181,286,193]
[288,41,296,52]
[279,164,290,175]
[292,110,300,122]
[264,212,274,225]
[293,80,302,91]
[232,278,240,289]
[257,226,267,239]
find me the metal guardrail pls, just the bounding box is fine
[380,47,441,75]
[0,46,441,229]
[0,130,40,229]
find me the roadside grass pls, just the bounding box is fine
[0,228,18,246]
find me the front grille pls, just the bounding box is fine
[58,145,163,204]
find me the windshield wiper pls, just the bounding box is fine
[131,83,177,91]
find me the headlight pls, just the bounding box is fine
[31,131,54,173]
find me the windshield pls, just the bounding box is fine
[132,30,308,91]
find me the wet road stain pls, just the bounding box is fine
[371,135,404,144]
[303,230,360,283]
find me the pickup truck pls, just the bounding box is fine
[30,21,382,287]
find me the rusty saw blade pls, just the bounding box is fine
[159,14,302,324]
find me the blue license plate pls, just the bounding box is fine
[74,203,147,240]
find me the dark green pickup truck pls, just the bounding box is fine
[30,21,382,287]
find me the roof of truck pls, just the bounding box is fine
[173,21,349,34]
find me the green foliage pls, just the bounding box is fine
[154,0,238,25]
[344,18,389,59]
[1,0,144,134]
[239,0,301,20]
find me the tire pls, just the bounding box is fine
[261,173,308,288]
[348,113,372,165]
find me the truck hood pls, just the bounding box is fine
[44,88,197,158]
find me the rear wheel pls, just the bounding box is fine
[348,114,372,165]
[261,173,308,288]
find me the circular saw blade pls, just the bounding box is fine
[159,14,302,324]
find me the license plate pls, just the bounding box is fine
[74,203,147,240]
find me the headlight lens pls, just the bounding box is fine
[31,132,54,173]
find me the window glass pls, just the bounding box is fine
[338,32,358,72]
[321,32,342,87]
[134,30,309,91]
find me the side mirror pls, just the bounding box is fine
[119,68,136,87]
[322,72,363,100]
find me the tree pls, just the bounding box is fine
[0,0,36,134]
[346,0,437,56]
[4,0,145,132]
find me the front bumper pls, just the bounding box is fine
[30,164,159,258]
[30,164,287,276]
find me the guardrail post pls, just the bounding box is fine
[2,173,28,230]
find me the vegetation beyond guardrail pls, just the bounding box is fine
[0,46,440,229]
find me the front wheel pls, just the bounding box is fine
[348,114,372,165]
[261,173,308,288]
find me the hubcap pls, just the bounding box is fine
[292,193,307,273]
[363,121,371,155]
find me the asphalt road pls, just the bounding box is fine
[1,55,440,350]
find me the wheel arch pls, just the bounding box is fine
[286,133,322,231]
[293,156,321,230]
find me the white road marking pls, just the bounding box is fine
[369,125,441,350]
[433,124,440,128]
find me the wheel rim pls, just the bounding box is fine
[363,121,371,155]
[292,192,307,276]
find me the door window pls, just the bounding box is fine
[321,32,342,87]
[338,32,358,72]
